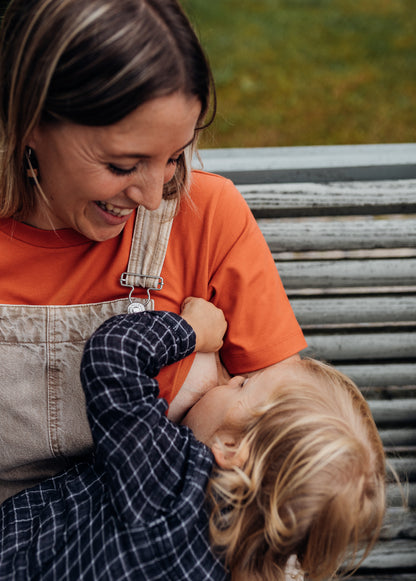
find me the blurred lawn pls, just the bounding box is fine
[182,0,416,148]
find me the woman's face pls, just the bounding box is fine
[27,93,201,241]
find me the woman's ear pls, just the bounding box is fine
[211,433,249,469]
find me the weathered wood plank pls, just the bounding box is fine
[362,386,416,398]
[335,364,416,388]
[291,295,416,326]
[239,179,416,217]
[378,429,416,448]
[302,332,416,361]
[386,458,416,481]
[387,483,416,508]
[277,258,416,289]
[355,539,416,569]
[348,571,415,581]
[258,216,416,252]
[381,508,416,540]
[198,143,416,183]
[368,401,416,426]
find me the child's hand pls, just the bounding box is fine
[180,297,227,353]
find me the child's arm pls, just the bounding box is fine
[81,299,226,525]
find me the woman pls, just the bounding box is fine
[0,0,307,504]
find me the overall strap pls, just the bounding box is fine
[120,197,178,311]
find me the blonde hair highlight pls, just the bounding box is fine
[207,359,386,580]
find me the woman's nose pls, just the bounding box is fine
[124,184,163,211]
[125,165,176,211]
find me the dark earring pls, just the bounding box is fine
[24,146,40,183]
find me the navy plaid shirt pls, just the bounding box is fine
[0,312,229,580]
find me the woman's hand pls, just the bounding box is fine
[180,297,227,353]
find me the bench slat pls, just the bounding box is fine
[198,143,416,184]
[258,217,416,252]
[347,576,416,581]
[291,295,416,326]
[381,509,416,540]
[240,179,416,217]
[387,483,416,509]
[277,258,416,289]
[357,539,416,569]
[303,331,416,360]
[336,364,416,388]
[379,428,416,448]
[368,401,416,426]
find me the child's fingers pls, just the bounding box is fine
[180,298,227,353]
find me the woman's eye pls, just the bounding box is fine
[167,157,180,166]
[108,164,138,177]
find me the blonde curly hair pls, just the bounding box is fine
[207,358,386,581]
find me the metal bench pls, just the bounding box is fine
[199,143,416,580]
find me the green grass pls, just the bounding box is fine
[182,0,416,147]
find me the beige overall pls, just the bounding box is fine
[0,199,177,504]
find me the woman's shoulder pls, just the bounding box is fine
[174,170,256,239]
[190,168,236,193]
[187,169,249,213]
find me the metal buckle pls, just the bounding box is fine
[120,272,164,311]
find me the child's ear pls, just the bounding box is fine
[211,433,249,469]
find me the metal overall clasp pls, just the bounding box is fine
[120,272,164,314]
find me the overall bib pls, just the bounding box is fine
[0,199,177,504]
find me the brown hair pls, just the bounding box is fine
[0,0,215,219]
[207,359,386,580]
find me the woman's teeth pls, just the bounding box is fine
[96,201,133,217]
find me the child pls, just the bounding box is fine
[0,299,385,581]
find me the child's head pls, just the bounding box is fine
[183,358,386,580]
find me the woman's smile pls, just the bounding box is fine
[94,201,135,219]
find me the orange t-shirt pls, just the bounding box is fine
[0,170,306,402]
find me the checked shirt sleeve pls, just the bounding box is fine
[80,311,196,525]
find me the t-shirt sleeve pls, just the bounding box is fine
[202,175,307,374]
